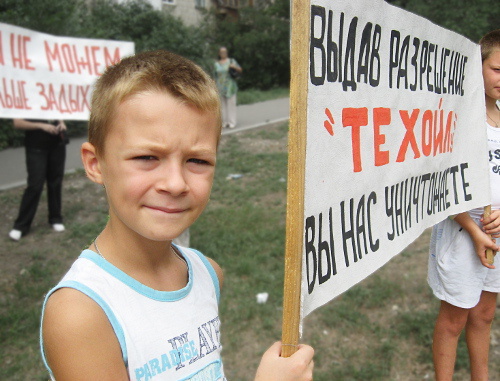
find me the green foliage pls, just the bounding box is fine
[0,119,23,150]
[0,0,86,36]
[386,0,499,42]
[80,0,209,62]
[79,0,159,41]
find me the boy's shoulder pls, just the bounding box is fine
[42,287,126,377]
[41,251,119,358]
[44,287,104,329]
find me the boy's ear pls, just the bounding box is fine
[81,142,103,185]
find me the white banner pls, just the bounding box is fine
[302,0,489,318]
[0,22,135,120]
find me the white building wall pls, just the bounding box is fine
[114,0,208,26]
[147,0,163,10]
[162,0,208,26]
[116,0,163,10]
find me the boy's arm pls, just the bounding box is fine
[453,212,498,269]
[255,342,314,381]
[42,288,129,381]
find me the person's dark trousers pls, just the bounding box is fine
[13,142,66,235]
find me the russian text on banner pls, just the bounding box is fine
[291,0,489,321]
[0,22,135,120]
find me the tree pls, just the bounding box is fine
[0,0,85,36]
[386,0,499,42]
[80,0,209,64]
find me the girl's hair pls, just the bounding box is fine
[479,29,500,62]
[89,50,221,155]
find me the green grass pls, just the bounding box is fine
[0,252,60,379]
[2,117,499,380]
[237,87,289,105]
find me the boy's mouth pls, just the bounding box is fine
[146,205,186,214]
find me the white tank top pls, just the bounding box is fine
[41,247,226,381]
[468,123,500,219]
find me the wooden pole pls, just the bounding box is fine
[281,0,310,358]
[484,205,495,265]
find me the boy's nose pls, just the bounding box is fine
[156,163,189,196]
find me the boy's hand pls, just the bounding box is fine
[255,341,314,381]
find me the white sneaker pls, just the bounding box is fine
[52,223,65,232]
[9,229,22,241]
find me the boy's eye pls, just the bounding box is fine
[188,158,211,165]
[135,155,157,161]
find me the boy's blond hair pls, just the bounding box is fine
[89,50,222,155]
[480,29,500,62]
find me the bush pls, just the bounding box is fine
[387,0,499,42]
[0,119,23,150]
[0,0,86,36]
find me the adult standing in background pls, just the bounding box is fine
[9,119,68,241]
[214,46,242,129]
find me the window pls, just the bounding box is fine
[162,0,175,5]
[195,0,206,7]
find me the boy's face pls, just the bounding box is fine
[98,90,219,242]
[483,50,500,101]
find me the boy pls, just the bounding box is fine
[40,50,314,380]
[428,29,500,380]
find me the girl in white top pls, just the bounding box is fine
[428,29,500,381]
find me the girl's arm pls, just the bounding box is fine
[229,59,242,73]
[454,212,498,269]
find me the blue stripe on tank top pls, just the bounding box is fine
[186,247,221,303]
[80,250,193,302]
